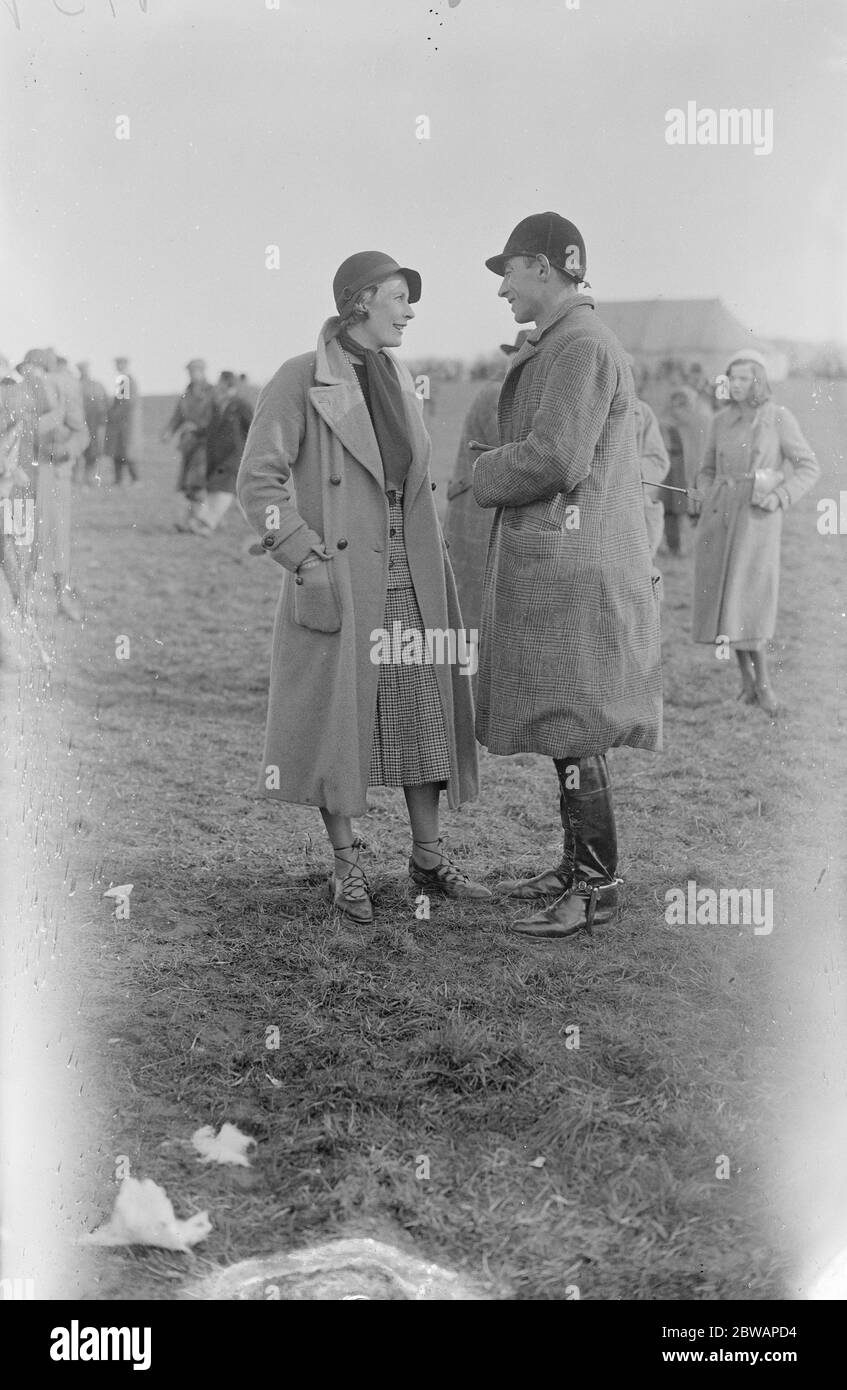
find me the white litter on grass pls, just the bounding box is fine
[192,1123,256,1167]
[103,884,133,901]
[82,1177,212,1252]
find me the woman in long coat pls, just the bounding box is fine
[237,251,486,925]
[690,350,820,714]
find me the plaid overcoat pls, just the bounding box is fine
[472,295,663,757]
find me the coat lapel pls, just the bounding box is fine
[309,321,385,487]
[499,295,597,423]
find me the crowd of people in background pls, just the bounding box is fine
[1,311,821,732]
[0,347,258,667]
[163,360,257,536]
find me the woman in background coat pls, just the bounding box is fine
[690,350,820,714]
[237,251,486,926]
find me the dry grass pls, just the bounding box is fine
[12,378,844,1300]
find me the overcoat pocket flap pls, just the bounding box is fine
[446,478,471,501]
[293,559,342,633]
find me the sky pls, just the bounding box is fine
[1,0,846,391]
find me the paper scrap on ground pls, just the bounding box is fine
[192,1122,257,1167]
[82,1177,211,1251]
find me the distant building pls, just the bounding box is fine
[597,298,788,410]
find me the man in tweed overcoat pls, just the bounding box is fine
[473,213,663,939]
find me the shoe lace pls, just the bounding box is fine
[334,843,370,900]
[412,838,471,886]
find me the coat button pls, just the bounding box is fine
[389,527,396,537]
[431,482,437,490]
[337,538,348,549]
[261,533,276,549]
[330,475,341,485]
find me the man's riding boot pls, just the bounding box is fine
[499,792,575,900]
[512,754,620,940]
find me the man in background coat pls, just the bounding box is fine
[104,356,142,485]
[25,349,89,620]
[473,213,663,939]
[163,358,215,531]
[635,395,671,558]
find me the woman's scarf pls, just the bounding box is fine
[337,329,412,492]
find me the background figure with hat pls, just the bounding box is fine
[624,354,672,560]
[237,249,485,928]
[162,359,215,533]
[190,371,254,536]
[104,356,142,486]
[689,349,820,715]
[237,373,260,411]
[658,383,712,556]
[5,352,55,641]
[443,331,529,640]
[23,348,89,622]
[472,212,663,940]
[75,361,109,487]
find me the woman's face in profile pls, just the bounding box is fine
[728,363,756,403]
[360,275,415,350]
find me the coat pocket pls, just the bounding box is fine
[292,559,342,633]
[446,477,472,501]
[502,505,563,535]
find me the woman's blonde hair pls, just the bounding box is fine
[729,359,771,408]
[344,284,379,326]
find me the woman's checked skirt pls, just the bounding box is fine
[368,492,450,789]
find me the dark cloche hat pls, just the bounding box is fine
[485,212,586,282]
[333,251,422,318]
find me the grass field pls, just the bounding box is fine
[4,376,845,1301]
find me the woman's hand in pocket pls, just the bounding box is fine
[293,554,341,633]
